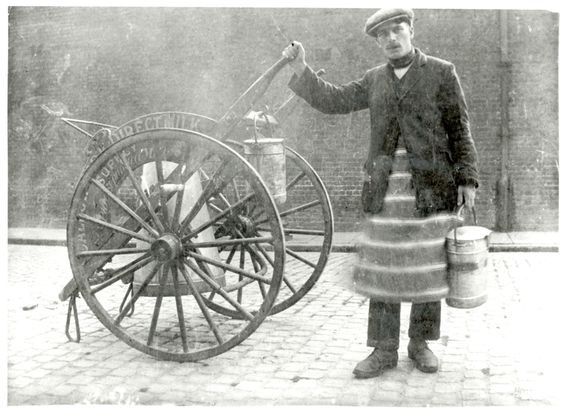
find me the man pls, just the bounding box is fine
[283,8,479,378]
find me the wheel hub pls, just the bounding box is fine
[236,215,257,237]
[151,233,182,262]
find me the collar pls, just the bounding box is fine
[385,48,426,75]
[388,47,416,69]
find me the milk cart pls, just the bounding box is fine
[58,55,334,361]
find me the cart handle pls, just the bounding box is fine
[214,56,292,140]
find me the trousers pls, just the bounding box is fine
[366,299,441,351]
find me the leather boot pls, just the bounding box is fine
[353,348,398,379]
[407,339,438,373]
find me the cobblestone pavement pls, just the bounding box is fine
[6,244,563,406]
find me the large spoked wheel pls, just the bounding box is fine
[67,129,285,361]
[206,141,334,317]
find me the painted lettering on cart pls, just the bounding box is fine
[92,144,159,191]
[112,112,215,142]
[76,201,89,253]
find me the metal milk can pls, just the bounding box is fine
[243,111,286,206]
[445,205,492,309]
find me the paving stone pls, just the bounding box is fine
[7,392,32,406]
[462,378,488,389]
[437,370,465,382]
[463,368,490,378]
[404,386,434,399]
[297,369,325,379]
[375,380,402,392]
[490,383,516,394]
[33,376,68,390]
[405,373,438,387]
[430,392,461,405]
[25,367,53,379]
[462,399,491,406]
[462,389,491,401]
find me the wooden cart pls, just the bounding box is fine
[58,56,334,362]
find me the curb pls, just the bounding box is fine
[8,238,67,247]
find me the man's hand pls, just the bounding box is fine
[457,185,476,209]
[282,41,307,77]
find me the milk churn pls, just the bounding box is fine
[445,205,491,309]
[243,111,286,205]
[133,162,225,297]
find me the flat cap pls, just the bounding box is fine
[364,8,414,37]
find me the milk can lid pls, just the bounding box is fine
[446,225,492,241]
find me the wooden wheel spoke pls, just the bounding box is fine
[253,243,296,293]
[170,264,189,353]
[255,227,326,236]
[207,201,224,214]
[230,174,242,202]
[245,245,267,299]
[118,283,135,318]
[115,262,161,325]
[247,201,265,221]
[200,169,232,209]
[178,263,224,345]
[77,213,154,244]
[254,200,321,226]
[118,153,166,233]
[188,236,273,249]
[77,247,150,258]
[286,170,307,191]
[90,254,153,295]
[286,248,317,268]
[182,192,256,242]
[253,242,275,267]
[278,200,322,219]
[169,186,185,232]
[185,250,270,284]
[208,243,237,302]
[171,170,204,233]
[237,246,246,303]
[155,160,171,230]
[282,276,298,294]
[90,178,160,237]
[217,193,232,209]
[225,245,238,265]
[184,259,254,321]
[178,160,238,235]
[231,228,269,298]
[283,228,326,236]
[168,153,216,231]
[147,263,171,347]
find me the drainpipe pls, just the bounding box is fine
[496,10,513,231]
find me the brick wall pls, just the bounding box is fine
[8,7,559,231]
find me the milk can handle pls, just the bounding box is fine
[454,203,477,244]
[253,112,262,144]
[252,111,272,144]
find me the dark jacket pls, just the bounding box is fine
[289,48,479,216]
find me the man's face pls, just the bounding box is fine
[375,20,414,60]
